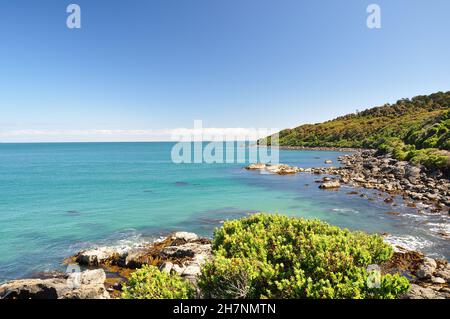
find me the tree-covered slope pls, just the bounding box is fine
[261,91,450,171]
[270,91,449,149]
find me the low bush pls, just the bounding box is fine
[198,214,409,299]
[407,148,450,172]
[121,265,195,299]
[378,137,449,174]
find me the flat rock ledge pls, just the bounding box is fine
[0,269,109,299]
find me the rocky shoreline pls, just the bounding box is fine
[246,150,449,214]
[0,232,212,299]
[1,150,448,299]
[1,230,448,299]
[263,145,369,152]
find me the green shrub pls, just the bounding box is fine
[198,214,409,299]
[199,256,256,299]
[121,265,195,299]
[378,137,450,174]
[407,148,450,172]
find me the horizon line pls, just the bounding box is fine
[0,140,260,144]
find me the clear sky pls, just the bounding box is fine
[0,0,449,142]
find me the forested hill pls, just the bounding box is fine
[261,91,450,171]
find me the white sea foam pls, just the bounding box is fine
[384,235,434,252]
[427,222,450,236]
[331,208,360,214]
[416,210,437,216]
[73,230,154,255]
[110,235,148,252]
[401,213,428,222]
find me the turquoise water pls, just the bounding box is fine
[0,142,448,282]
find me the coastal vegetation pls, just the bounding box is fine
[121,265,195,299]
[121,214,410,299]
[261,91,449,173]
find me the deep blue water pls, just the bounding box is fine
[0,142,448,282]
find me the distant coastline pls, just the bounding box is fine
[256,145,368,152]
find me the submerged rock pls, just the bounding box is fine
[245,163,267,170]
[385,211,400,216]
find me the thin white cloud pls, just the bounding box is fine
[0,129,173,136]
[0,127,277,143]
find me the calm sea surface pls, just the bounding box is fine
[0,142,448,282]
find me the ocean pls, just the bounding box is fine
[0,142,448,282]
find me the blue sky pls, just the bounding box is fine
[0,0,449,142]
